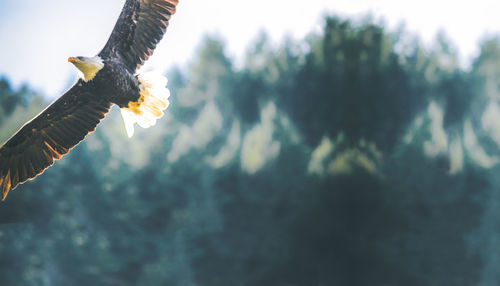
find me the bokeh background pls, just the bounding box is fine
[1,1,500,285]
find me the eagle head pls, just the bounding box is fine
[68,56,104,82]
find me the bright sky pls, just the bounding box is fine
[0,0,499,97]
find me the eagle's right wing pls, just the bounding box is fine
[99,0,179,72]
[0,81,111,200]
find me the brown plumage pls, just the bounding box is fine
[0,85,111,197]
[0,0,179,200]
[100,0,179,71]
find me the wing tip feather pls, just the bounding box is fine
[1,170,11,201]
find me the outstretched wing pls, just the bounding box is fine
[0,81,112,200]
[99,0,179,72]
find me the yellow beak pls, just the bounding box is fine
[68,57,76,63]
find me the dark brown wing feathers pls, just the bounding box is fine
[100,0,179,72]
[0,0,179,200]
[0,83,111,200]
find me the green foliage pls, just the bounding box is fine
[0,16,499,286]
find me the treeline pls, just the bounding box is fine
[1,16,500,285]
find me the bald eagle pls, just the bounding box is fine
[0,0,179,200]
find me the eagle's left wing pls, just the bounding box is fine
[99,0,179,72]
[0,82,112,200]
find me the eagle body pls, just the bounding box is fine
[83,57,141,108]
[0,0,179,200]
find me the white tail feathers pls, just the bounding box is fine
[120,71,170,138]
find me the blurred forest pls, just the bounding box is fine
[1,16,500,285]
